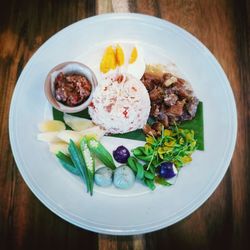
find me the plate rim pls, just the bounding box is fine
[9,13,237,235]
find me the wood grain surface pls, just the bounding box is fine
[0,0,249,249]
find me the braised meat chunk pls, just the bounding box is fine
[149,87,164,101]
[141,72,163,91]
[141,69,199,127]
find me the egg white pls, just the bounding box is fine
[85,43,146,83]
[126,45,145,80]
[113,43,146,80]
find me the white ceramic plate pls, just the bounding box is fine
[9,13,237,235]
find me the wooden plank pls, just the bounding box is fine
[0,1,98,250]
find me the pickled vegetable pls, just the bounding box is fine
[63,113,94,131]
[80,126,105,140]
[49,142,69,155]
[57,130,82,144]
[38,120,65,132]
[37,132,61,143]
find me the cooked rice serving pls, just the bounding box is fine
[88,74,150,134]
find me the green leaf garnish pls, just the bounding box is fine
[155,176,172,186]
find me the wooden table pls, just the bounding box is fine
[1,0,249,249]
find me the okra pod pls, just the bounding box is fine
[87,138,116,170]
[68,139,91,193]
[80,138,95,195]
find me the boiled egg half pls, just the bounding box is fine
[98,43,145,81]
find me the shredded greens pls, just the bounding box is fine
[128,126,197,190]
[132,126,197,169]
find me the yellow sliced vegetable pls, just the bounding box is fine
[38,120,65,132]
[37,132,62,143]
[80,126,105,141]
[49,142,69,155]
[57,130,82,144]
[63,113,94,131]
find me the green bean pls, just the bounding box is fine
[144,171,155,180]
[136,162,144,180]
[144,179,156,190]
[127,157,138,173]
[56,151,80,176]
[132,147,145,156]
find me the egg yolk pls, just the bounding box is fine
[116,44,125,66]
[100,46,117,73]
[129,47,138,64]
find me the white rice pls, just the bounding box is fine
[88,74,150,134]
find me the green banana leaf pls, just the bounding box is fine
[52,102,204,150]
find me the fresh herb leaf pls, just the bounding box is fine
[155,176,172,186]
[179,102,204,150]
[142,126,197,168]
[130,125,197,189]
[144,179,156,190]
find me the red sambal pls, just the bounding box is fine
[54,72,92,107]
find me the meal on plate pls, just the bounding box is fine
[38,43,204,195]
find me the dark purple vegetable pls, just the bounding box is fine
[113,146,130,163]
[158,162,177,179]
